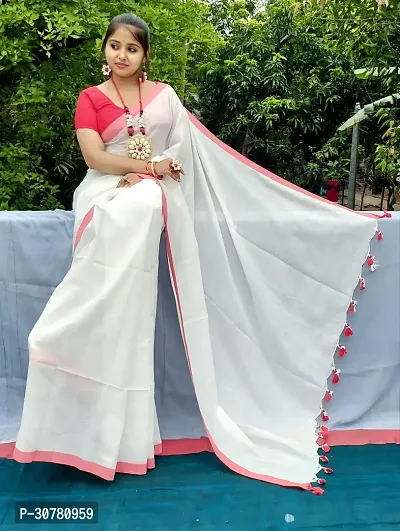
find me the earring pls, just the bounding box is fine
[102,64,111,76]
[140,64,147,83]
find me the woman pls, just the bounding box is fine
[11,13,380,493]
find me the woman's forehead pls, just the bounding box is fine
[108,26,143,46]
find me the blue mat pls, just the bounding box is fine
[0,445,399,530]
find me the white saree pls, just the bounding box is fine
[13,83,379,491]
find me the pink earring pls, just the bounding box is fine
[140,64,147,83]
[102,64,111,76]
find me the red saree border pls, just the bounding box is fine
[1,430,397,482]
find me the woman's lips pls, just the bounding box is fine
[116,63,128,69]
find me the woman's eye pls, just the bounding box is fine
[128,48,137,53]
[110,44,118,50]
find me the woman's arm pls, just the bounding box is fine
[76,129,148,176]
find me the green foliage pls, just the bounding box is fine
[1,0,400,209]
[299,0,400,90]
[0,145,63,210]
[305,133,351,189]
[189,0,400,193]
[374,107,400,201]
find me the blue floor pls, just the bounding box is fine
[0,445,399,530]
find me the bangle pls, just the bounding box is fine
[145,161,152,174]
[152,161,162,179]
[154,162,161,178]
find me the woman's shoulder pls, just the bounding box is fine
[78,85,101,98]
[159,82,176,93]
[145,80,171,94]
[142,81,180,105]
[77,85,107,105]
[150,80,175,92]
[156,82,181,103]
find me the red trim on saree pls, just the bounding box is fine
[74,206,94,251]
[11,445,162,481]
[1,430,398,463]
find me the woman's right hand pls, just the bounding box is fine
[154,158,184,182]
[117,173,142,188]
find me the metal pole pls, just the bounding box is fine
[347,102,361,210]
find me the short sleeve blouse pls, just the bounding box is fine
[74,87,125,136]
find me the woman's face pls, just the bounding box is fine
[105,25,146,79]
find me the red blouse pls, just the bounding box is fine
[74,87,126,136]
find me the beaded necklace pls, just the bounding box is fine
[111,77,153,160]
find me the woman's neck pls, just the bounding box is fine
[111,74,140,90]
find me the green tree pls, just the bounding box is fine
[1,0,400,209]
[191,0,399,193]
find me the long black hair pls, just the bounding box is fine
[101,14,150,58]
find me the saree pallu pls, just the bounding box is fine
[12,83,379,491]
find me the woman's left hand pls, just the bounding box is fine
[117,173,142,188]
[153,159,184,182]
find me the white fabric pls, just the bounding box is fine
[15,84,378,486]
[1,212,398,448]
[18,181,164,469]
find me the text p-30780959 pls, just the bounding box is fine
[15,502,98,524]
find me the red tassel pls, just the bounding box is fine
[321,443,331,453]
[332,369,340,384]
[317,478,327,485]
[319,455,329,463]
[367,255,374,267]
[322,410,329,422]
[323,467,333,474]
[311,487,324,495]
[338,345,347,357]
[378,211,392,219]
[344,324,353,337]
[348,300,357,313]
[360,278,366,291]
[318,425,329,439]
[377,230,383,241]
[324,390,333,401]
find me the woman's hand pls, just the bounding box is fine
[154,158,184,182]
[116,173,142,188]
